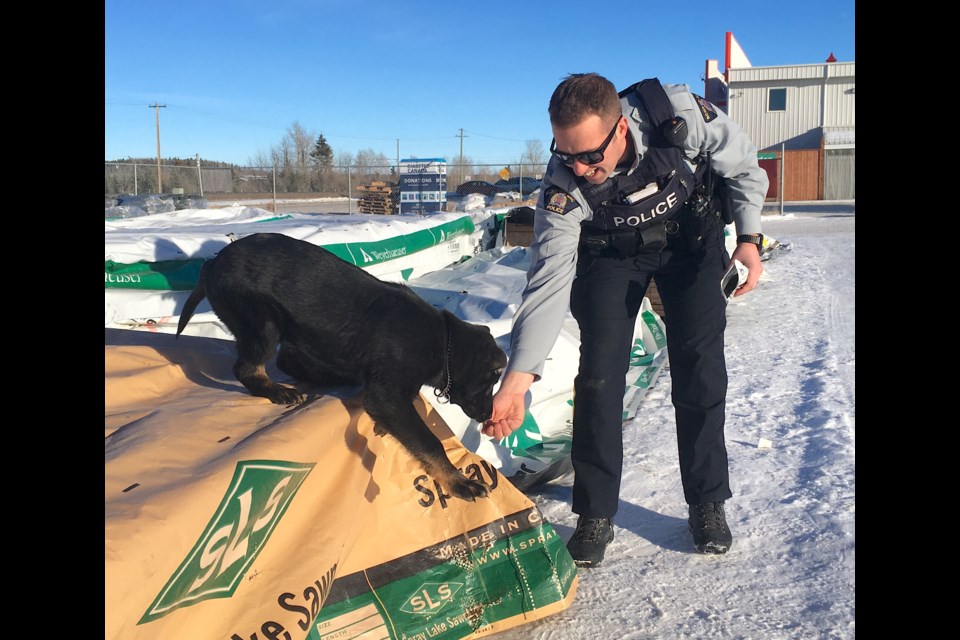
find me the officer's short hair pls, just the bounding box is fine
[549,73,622,129]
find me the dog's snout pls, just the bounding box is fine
[460,398,493,424]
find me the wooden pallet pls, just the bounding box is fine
[358,201,395,215]
[356,182,394,195]
[357,182,397,215]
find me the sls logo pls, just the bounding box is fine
[139,460,314,625]
[400,582,463,616]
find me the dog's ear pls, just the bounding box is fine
[471,322,504,361]
[443,312,505,366]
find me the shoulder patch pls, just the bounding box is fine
[543,187,578,215]
[693,94,718,123]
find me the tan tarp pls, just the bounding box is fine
[105,329,576,640]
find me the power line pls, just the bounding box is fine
[462,129,531,143]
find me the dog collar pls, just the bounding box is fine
[433,314,453,403]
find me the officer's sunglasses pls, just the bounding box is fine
[550,117,622,166]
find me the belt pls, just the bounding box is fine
[581,224,670,257]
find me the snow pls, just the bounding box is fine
[490,206,855,639]
[104,200,854,637]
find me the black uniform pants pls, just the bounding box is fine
[569,216,732,517]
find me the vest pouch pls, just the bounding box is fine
[579,225,667,259]
[594,170,693,233]
[579,230,642,258]
[606,224,667,256]
[609,230,641,256]
[638,223,667,252]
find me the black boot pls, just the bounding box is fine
[688,502,733,554]
[566,516,614,567]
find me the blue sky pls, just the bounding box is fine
[105,0,855,168]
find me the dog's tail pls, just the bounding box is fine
[176,260,211,338]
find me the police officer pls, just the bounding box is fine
[482,73,768,566]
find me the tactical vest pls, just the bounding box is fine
[577,79,713,255]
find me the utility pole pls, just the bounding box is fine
[196,153,204,197]
[457,128,468,187]
[149,102,167,193]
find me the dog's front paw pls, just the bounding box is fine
[267,385,305,406]
[450,477,490,502]
[372,423,387,437]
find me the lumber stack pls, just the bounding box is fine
[357,181,397,215]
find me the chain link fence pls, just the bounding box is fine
[105,161,547,200]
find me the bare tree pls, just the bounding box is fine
[451,155,476,185]
[272,139,290,170]
[336,151,354,168]
[328,151,354,194]
[520,139,548,177]
[355,148,391,180]
[286,121,315,170]
[248,150,273,170]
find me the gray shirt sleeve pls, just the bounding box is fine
[505,178,585,379]
[667,85,769,235]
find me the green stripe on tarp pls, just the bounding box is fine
[321,217,475,267]
[629,338,652,366]
[105,258,205,291]
[630,362,661,389]
[103,217,478,291]
[313,507,576,640]
[641,310,667,350]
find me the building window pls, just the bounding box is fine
[768,88,787,112]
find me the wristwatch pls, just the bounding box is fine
[736,233,764,248]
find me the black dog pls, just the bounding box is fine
[176,233,507,501]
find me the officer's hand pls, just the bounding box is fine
[729,243,764,297]
[481,372,534,440]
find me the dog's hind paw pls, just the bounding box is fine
[450,478,490,502]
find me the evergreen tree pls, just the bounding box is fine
[310,134,334,172]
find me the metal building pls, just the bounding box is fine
[707,53,856,200]
[725,62,855,152]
